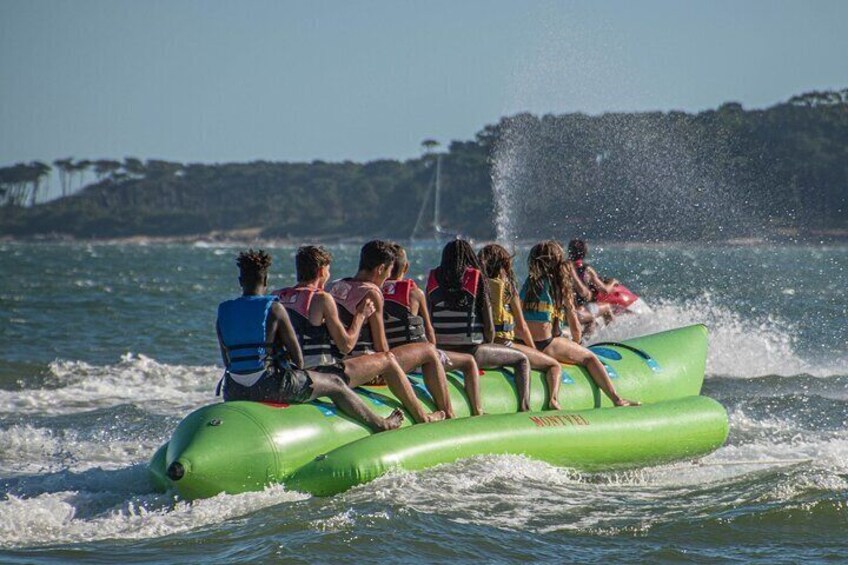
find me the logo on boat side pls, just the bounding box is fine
[529,414,589,427]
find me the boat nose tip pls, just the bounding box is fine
[167,459,187,481]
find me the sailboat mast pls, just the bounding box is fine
[434,153,441,238]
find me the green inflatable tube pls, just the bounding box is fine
[149,324,727,499]
[289,396,729,496]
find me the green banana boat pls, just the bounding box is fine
[149,324,728,499]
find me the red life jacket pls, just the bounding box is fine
[426,267,484,346]
[273,286,336,368]
[382,279,426,346]
[275,286,317,319]
[328,278,380,355]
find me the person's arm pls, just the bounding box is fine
[586,266,618,294]
[272,302,304,368]
[414,287,437,345]
[511,291,536,349]
[319,293,373,354]
[478,282,495,344]
[367,288,391,352]
[569,262,594,302]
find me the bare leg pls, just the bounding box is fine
[543,337,639,406]
[443,350,483,416]
[306,371,403,432]
[512,342,562,410]
[472,343,531,412]
[344,352,445,423]
[392,343,455,418]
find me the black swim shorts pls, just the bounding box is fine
[311,361,349,384]
[223,368,314,404]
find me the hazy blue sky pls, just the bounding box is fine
[2,0,846,166]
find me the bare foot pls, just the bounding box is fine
[614,398,641,407]
[471,407,485,417]
[425,410,446,422]
[379,408,404,431]
[548,399,562,411]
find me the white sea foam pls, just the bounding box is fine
[0,354,218,417]
[338,401,848,536]
[0,424,162,475]
[589,294,842,378]
[0,485,307,549]
[309,508,391,532]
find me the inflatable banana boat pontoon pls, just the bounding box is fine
[149,324,727,499]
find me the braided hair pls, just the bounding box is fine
[437,239,490,306]
[237,249,272,287]
[525,240,574,317]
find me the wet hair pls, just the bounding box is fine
[296,245,332,282]
[478,244,517,291]
[388,242,408,279]
[358,240,396,272]
[438,239,491,303]
[237,249,272,287]
[567,239,587,262]
[525,240,574,316]
[439,240,479,288]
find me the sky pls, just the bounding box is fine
[1,0,847,168]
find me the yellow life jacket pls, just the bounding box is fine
[489,278,515,341]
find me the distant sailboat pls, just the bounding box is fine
[410,154,463,244]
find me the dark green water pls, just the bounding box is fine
[1,242,845,563]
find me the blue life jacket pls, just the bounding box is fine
[217,295,279,377]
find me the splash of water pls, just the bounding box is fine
[491,119,529,244]
[591,294,841,378]
[0,483,306,549]
[0,354,218,417]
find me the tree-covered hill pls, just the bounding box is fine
[1,89,846,241]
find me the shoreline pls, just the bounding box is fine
[2,230,847,247]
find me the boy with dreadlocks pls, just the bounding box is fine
[427,239,532,413]
[478,243,564,410]
[216,249,403,432]
[520,241,639,407]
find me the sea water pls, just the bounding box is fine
[0,242,845,563]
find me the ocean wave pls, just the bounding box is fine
[0,424,164,476]
[335,442,847,537]
[336,388,848,535]
[0,354,218,417]
[0,483,306,549]
[590,294,844,378]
